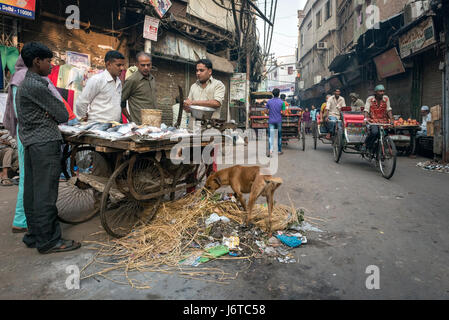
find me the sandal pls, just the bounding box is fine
[0,178,14,186]
[39,239,81,254]
[12,227,28,233]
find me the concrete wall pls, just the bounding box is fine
[187,0,237,32]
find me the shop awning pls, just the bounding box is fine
[328,51,356,73]
[206,53,235,74]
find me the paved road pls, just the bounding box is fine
[1,136,448,299]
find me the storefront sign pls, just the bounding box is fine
[66,51,90,69]
[143,16,159,41]
[373,48,405,79]
[230,73,246,102]
[148,0,172,18]
[0,0,35,19]
[399,17,436,59]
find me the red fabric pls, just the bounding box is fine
[62,98,76,120]
[368,97,389,123]
[67,90,75,111]
[122,113,128,124]
[49,65,60,87]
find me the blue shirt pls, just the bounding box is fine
[265,97,283,124]
[310,109,318,121]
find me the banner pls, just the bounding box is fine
[373,48,405,79]
[66,51,91,70]
[230,73,246,102]
[148,0,172,18]
[143,16,159,41]
[399,17,436,59]
[0,0,36,19]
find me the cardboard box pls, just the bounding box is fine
[427,121,434,137]
[431,105,441,121]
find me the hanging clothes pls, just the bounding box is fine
[48,65,60,87]
[0,45,19,74]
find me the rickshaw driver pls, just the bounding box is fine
[362,85,394,153]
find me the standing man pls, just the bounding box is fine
[265,88,284,156]
[183,59,226,122]
[324,89,346,139]
[121,52,157,125]
[183,59,225,192]
[76,51,125,123]
[16,42,80,253]
[363,85,394,153]
[349,93,365,112]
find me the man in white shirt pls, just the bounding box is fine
[76,51,126,123]
[183,59,226,121]
[324,89,346,139]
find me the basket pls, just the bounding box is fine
[141,109,162,127]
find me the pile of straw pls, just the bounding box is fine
[81,191,302,289]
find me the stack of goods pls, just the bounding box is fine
[428,105,442,137]
[59,121,192,141]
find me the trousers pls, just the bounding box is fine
[22,141,62,252]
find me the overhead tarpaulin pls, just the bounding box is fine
[206,53,234,74]
[152,32,207,63]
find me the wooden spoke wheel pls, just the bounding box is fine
[100,158,164,238]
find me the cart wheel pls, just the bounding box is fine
[57,179,100,225]
[333,126,344,163]
[100,160,162,238]
[58,145,106,224]
[378,136,397,179]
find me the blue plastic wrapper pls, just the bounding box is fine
[276,234,302,248]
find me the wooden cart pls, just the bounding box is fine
[387,125,421,156]
[57,133,214,238]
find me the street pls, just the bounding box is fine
[1,136,448,300]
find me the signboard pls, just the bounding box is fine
[230,73,246,102]
[66,51,91,69]
[373,48,405,79]
[148,0,172,18]
[143,16,159,41]
[0,0,36,19]
[399,17,436,59]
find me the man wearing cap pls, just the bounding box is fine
[349,93,364,112]
[363,85,394,153]
[324,89,345,139]
[418,106,431,136]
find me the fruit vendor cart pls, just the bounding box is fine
[249,92,305,150]
[388,118,421,156]
[57,131,216,239]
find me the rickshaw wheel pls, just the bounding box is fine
[100,160,162,238]
[333,126,344,163]
[301,123,306,151]
[378,136,397,179]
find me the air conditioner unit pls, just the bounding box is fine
[297,62,303,69]
[314,75,322,84]
[404,1,429,25]
[317,42,328,50]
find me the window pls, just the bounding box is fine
[325,1,332,20]
[288,66,294,75]
[307,21,312,30]
[301,33,304,47]
[316,10,322,29]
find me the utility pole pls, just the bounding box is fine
[443,9,449,162]
[245,1,251,130]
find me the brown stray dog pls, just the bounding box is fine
[204,165,283,233]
